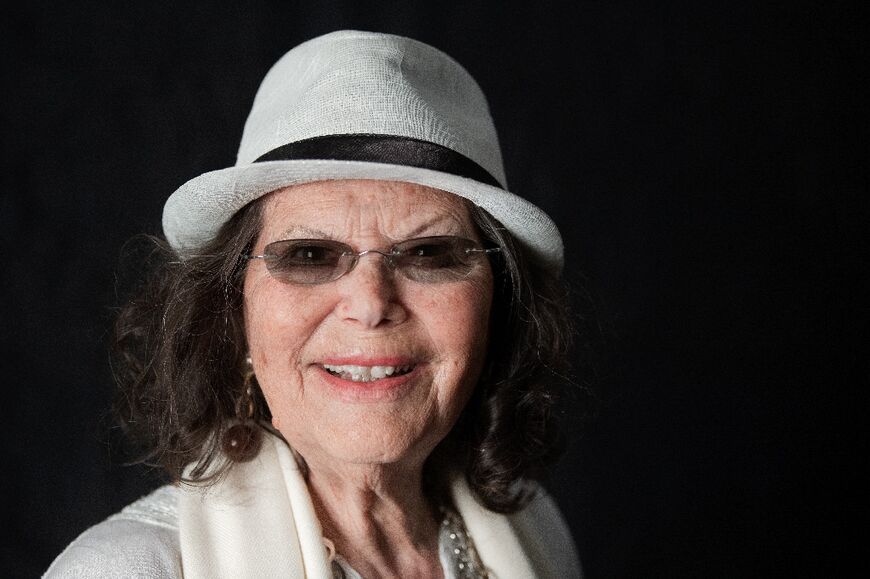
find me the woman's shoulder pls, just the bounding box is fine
[507,482,583,578]
[451,475,582,578]
[43,485,181,579]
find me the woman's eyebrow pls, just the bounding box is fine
[275,225,333,239]
[400,216,466,239]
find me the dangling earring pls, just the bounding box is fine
[222,357,263,462]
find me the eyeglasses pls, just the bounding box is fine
[246,235,500,285]
[247,236,500,285]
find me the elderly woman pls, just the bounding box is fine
[45,30,580,578]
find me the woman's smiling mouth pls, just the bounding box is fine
[313,356,424,402]
[321,364,415,382]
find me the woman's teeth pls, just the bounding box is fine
[322,364,413,382]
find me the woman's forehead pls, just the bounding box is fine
[259,180,475,240]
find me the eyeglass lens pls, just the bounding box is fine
[258,236,493,284]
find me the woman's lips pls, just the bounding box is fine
[321,363,414,382]
[313,357,422,401]
[319,356,417,367]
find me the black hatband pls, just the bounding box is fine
[253,134,501,188]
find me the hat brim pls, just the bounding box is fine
[162,159,563,271]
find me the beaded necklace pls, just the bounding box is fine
[326,505,488,579]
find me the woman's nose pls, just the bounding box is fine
[335,254,407,328]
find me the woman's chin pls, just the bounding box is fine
[285,424,437,472]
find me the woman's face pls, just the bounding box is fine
[243,180,493,470]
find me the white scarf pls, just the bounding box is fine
[178,434,549,578]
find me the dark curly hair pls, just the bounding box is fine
[112,192,574,513]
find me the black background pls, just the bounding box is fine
[2,1,867,577]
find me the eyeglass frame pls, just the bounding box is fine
[245,235,502,285]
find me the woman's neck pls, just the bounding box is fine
[304,458,444,578]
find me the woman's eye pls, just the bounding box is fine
[281,245,338,264]
[409,243,448,257]
[402,244,463,269]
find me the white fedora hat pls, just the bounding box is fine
[162,30,564,271]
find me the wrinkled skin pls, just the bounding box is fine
[243,179,494,577]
